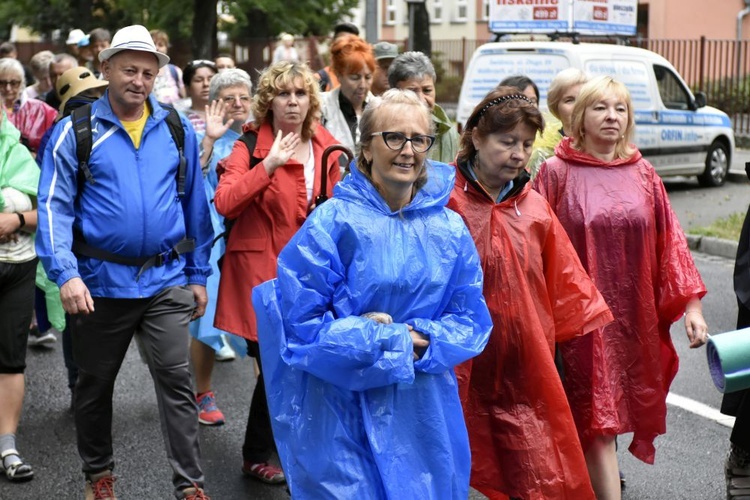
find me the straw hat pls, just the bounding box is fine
[98,24,169,68]
[56,66,109,112]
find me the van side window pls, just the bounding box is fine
[653,64,690,110]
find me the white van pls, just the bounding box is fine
[456,42,735,186]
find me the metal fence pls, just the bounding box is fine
[422,36,750,137]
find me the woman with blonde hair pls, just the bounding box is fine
[533,75,708,499]
[214,60,343,484]
[252,88,491,497]
[528,67,589,177]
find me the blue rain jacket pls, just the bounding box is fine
[36,92,212,297]
[252,160,492,499]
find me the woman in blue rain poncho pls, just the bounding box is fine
[252,89,492,499]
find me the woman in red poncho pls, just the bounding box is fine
[533,75,709,499]
[448,87,613,500]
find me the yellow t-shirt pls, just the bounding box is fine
[121,104,151,149]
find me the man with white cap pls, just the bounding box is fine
[36,24,213,500]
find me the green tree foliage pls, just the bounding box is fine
[0,0,357,57]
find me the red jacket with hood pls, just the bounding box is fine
[449,163,611,500]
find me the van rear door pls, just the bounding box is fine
[456,45,572,126]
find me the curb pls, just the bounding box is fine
[685,234,738,260]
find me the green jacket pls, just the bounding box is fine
[0,112,65,331]
[429,104,459,165]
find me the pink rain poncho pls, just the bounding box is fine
[533,137,707,463]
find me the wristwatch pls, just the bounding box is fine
[15,212,25,229]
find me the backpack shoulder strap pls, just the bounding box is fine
[71,103,94,188]
[238,130,261,168]
[160,104,187,198]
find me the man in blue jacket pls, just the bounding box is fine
[36,25,213,500]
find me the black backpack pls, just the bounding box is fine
[71,102,186,197]
[69,102,194,279]
[213,130,260,249]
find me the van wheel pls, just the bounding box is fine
[698,141,729,187]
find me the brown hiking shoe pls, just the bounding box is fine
[84,470,116,500]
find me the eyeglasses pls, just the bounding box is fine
[371,131,435,153]
[0,80,21,88]
[221,95,251,105]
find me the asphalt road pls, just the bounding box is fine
[1,178,747,500]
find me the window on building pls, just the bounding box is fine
[480,0,490,21]
[385,0,397,25]
[432,0,443,23]
[454,0,468,22]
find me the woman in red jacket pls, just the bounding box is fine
[449,87,612,500]
[214,60,342,485]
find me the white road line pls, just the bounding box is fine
[667,392,736,428]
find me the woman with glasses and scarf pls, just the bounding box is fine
[251,89,492,498]
[188,68,254,426]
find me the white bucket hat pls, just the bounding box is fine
[98,24,170,68]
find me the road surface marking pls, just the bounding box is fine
[667,392,736,428]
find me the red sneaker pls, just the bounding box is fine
[196,391,225,426]
[242,461,286,484]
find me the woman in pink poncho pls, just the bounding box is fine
[533,75,709,499]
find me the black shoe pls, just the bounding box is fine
[619,469,626,490]
[727,444,750,499]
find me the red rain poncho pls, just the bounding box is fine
[448,166,612,500]
[532,137,707,464]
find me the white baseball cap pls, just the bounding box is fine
[98,24,169,68]
[66,29,85,46]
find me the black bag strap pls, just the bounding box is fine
[161,104,187,198]
[239,130,260,168]
[212,130,260,248]
[71,103,94,190]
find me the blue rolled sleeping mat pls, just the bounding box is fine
[708,328,750,393]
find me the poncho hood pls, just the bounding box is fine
[335,158,455,215]
[554,135,642,167]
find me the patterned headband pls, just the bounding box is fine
[477,94,532,120]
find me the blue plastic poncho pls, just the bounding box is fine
[188,128,246,356]
[252,160,492,499]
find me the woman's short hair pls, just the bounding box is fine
[387,51,436,88]
[498,75,540,103]
[209,67,252,101]
[149,29,169,47]
[253,61,321,141]
[356,89,433,194]
[182,59,218,88]
[569,75,636,160]
[330,34,376,78]
[29,50,55,76]
[547,68,589,120]
[0,58,25,88]
[457,86,544,165]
